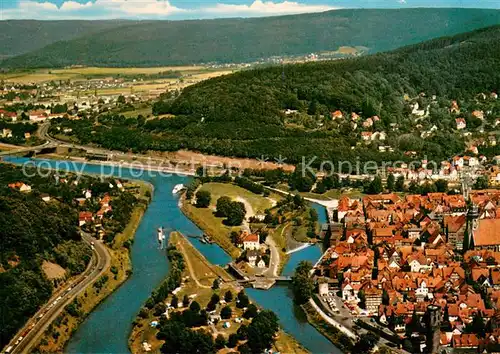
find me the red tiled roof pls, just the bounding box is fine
[243,233,259,243]
[452,334,480,348]
[474,219,500,247]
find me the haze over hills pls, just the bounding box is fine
[1,8,499,68]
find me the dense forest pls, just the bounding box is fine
[1,8,499,67]
[0,20,130,58]
[53,26,500,167]
[0,164,94,347]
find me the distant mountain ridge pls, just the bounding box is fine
[1,8,499,68]
[0,20,133,58]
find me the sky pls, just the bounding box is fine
[1,0,499,20]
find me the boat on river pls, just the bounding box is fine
[172,184,185,194]
[157,227,166,249]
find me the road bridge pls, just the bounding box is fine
[0,142,60,157]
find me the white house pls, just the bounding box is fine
[2,128,12,138]
[361,132,373,141]
[456,118,466,130]
[411,102,426,116]
[242,233,260,250]
[342,282,359,302]
[83,190,92,199]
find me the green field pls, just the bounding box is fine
[199,182,280,214]
[0,66,232,85]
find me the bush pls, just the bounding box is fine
[227,333,239,348]
[215,334,227,350]
[243,304,258,319]
[195,190,211,208]
[221,306,232,319]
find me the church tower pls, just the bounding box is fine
[466,203,480,250]
[425,305,441,354]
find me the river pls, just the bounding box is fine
[4,157,340,354]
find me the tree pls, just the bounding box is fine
[466,312,486,338]
[170,295,178,308]
[215,334,226,350]
[395,175,405,192]
[224,290,233,303]
[386,173,395,192]
[117,95,126,104]
[212,278,220,290]
[216,196,232,217]
[237,290,250,308]
[227,333,239,348]
[238,343,252,354]
[353,333,379,354]
[189,301,201,313]
[421,182,437,195]
[195,190,211,208]
[237,324,248,340]
[289,164,315,192]
[475,176,489,190]
[309,208,318,223]
[367,176,383,194]
[210,293,220,305]
[221,306,232,319]
[246,310,280,354]
[434,179,448,193]
[225,201,246,226]
[207,293,220,312]
[243,304,258,319]
[291,261,314,305]
[158,322,215,354]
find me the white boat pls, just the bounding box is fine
[172,184,185,194]
[157,227,166,249]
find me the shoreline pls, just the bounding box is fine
[34,180,153,352]
[301,301,355,353]
[178,192,241,259]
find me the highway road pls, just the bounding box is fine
[2,234,110,354]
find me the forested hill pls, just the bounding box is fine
[0,20,131,59]
[2,8,500,68]
[137,25,500,164]
[0,164,92,348]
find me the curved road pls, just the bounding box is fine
[2,234,110,354]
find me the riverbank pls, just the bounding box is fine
[34,180,152,353]
[301,301,355,353]
[180,193,241,259]
[129,231,308,354]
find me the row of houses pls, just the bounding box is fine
[315,189,500,351]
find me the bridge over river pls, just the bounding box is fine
[226,262,292,289]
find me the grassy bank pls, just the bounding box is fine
[180,195,241,259]
[34,180,152,353]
